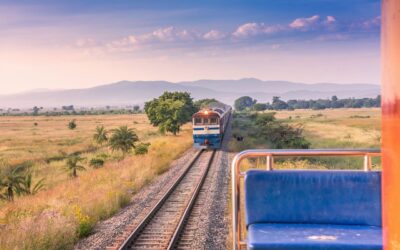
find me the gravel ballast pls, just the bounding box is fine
[76,123,233,250]
[74,147,200,250]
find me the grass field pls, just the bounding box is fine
[275,108,381,149]
[0,114,192,249]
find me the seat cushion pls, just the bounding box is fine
[248,223,382,250]
[245,170,381,227]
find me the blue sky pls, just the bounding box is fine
[0,0,381,94]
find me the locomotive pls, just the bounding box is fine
[192,104,231,149]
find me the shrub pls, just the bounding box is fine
[89,158,105,168]
[135,143,151,155]
[68,120,77,130]
[73,205,94,238]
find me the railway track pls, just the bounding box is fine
[118,149,216,250]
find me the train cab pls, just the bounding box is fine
[192,105,231,149]
[192,109,222,148]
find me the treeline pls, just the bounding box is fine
[1,105,143,116]
[232,112,310,151]
[234,95,381,111]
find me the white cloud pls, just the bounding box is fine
[141,26,197,42]
[233,23,262,38]
[104,27,199,52]
[76,14,343,53]
[203,29,225,40]
[326,16,336,24]
[290,15,320,29]
[289,15,336,31]
[232,22,282,38]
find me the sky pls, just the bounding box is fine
[0,0,381,94]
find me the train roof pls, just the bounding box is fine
[192,105,231,118]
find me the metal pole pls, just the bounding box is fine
[231,154,239,250]
[266,155,273,170]
[382,0,400,249]
[363,155,372,172]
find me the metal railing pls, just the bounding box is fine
[231,149,381,250]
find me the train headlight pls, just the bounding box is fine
[204,110,209,115]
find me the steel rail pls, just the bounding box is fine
[231,149,381,250]
[118,149,204,250]
[167,150,217,249]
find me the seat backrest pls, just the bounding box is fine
[245,170,381,227]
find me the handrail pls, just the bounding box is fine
[231,149,381,250]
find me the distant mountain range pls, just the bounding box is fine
[0,78,380,108]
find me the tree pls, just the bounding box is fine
[194,98,219,109]
[271,96,288,110]
[65,155,85,178]
[234,96,257,111]
[62,105,74,111]
[32,106,40,116]
[17,173,45,195]
[93,125,108,145]
[145,92,196,135]
[133,105,140,113]
[109,126,139,154]
[252,103,268,111]
[68,120,77,130]
[1,165,25,201]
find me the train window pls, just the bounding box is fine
[203,118,209,124]
[210,117,218,124]
[194,118,202,125]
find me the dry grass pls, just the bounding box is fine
[275,108,381,149]
[0,114,193,249]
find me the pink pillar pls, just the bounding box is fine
[381,0,400,249]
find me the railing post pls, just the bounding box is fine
[266,155,273,170]
[363,155,372,171]
[231,154,239,250]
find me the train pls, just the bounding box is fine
[192,104,231,149]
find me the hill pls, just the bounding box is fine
[0,79,380,108]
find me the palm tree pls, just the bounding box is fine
[2,165,25,201]
[65,155,85,178]
[93,125,108,145]
[109,126,139,155]
[17,173,45,195]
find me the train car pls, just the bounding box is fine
[192,104,231,149]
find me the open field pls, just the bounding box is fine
[0,114,192,249]
[275,108,381,149]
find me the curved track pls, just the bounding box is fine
[118,149,216,250]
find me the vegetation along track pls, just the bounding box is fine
[118,149,216,250]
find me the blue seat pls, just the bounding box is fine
[244,170,382,250]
